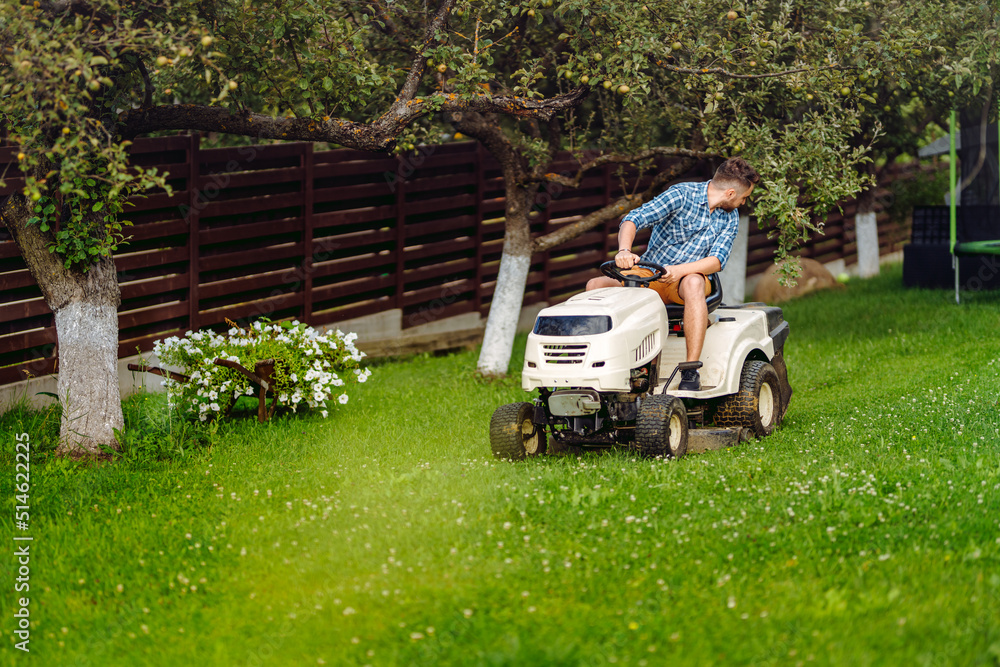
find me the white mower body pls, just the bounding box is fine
[523,287,778,399]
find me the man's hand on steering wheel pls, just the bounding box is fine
[654,267,675,283]
[614,250,674,283]
[615,248,640,269]
[601,259,668,286]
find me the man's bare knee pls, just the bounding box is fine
[587,277,616,291]
[679,275,706,301]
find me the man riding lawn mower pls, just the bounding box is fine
[489,158,792,460]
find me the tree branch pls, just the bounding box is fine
[119,88,588,150]
[134,56,153,109]
[532,158,698,252]
[531,147,714,188]
[364,0,413,50]
[385,0,455,116]
[651,57,852,80]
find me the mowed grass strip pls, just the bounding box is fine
[1,263,998,667]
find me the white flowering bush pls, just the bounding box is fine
[153,319,372,421]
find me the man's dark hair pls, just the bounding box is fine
[712,157,760,191]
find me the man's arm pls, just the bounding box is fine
[616,186,685,269]
[615,221,640,268]
[664,256,722,282]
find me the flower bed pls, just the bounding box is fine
[152,318,371,422]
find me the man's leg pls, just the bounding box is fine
[679,274,709,362]
[586,276,620,290]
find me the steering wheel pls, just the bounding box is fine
[600,259,667,287]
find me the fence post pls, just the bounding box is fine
[187,133,200,331]
[540,180,552,305]
[474,142,485,317]
[303,143,315,323]
[395,154,406,311]
[602,163,613,258]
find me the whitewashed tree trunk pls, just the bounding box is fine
[2,189,123,456]
[54,299,124,455]
[719,212,749,304]
[855,210,880,278]
[477,250,532,375]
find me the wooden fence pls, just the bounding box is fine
[0,135,911,386]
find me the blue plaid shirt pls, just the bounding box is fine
[621,181,739,270]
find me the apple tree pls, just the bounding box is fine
[0,0,586,454]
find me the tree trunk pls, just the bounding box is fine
[52,260,123,456]
[476,186,536,376]
[855,164,881,279]
[1,192,123,456]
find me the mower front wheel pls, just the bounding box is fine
[635,395,688,459]
[490,402,546,461]
[714,360,782,437]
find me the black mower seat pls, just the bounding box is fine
[664,272,723,322]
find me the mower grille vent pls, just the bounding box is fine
[632,332,656,362]
[541,343,589,364]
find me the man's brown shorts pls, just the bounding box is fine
[620,267,711,305]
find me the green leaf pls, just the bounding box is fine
[93,202,104,212]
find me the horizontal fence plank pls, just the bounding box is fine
[199,269,302,300]
[199,219,300,246]
[402,278,476,307]
[196,165,302,190]
[312,274,396,301]
[314,181,394,204]
[120,274,189,301]
[314,228,395,254]
[126,219,189,242]
[199,191,302,218]
[404,237,477,263]
[199,242,304,272]
[0,269,37,291]
[311,295,394,326]
[405,214,478,240]
[0,327,58,355]
[200,291,305,325]
[313,204,396,228]
[119,301,188,330]
[0,359,56,386]
[198,142,305,165]
[116,247,189,273]
[312,251,396,280]
[0,298,48,322]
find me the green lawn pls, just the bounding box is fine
[2,263,999,666]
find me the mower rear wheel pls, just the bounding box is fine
[714,360,782,437]
[490,402,546,461]
[635,395,688,458]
